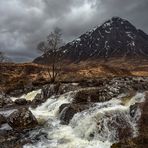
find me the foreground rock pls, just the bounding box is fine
[7,108,38,130]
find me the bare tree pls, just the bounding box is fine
[37,27,63,83]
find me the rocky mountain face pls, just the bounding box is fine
[34,17,148,64]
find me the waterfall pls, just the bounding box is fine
[23,91,145,148]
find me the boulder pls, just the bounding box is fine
[31,91,44,107]
[31,84,60,107]
[58,83,80,94]
[0,130,33,148]
[105,114,132,141]
[0,114,7,126]
[7,108,38,130]
[79,79,108,87]
[0,96,13,108]
[59,103,70,113]
[59,104,89,124]
[14,99,28,105]
[73,88,113,104]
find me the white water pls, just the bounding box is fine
[21,89,42,101]
[23,91,146,148]
[10,89,42,102]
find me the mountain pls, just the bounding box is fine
[34,17,148,64]
[0,52,13,63]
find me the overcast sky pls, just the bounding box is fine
[0,0,148,62]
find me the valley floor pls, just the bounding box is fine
[0,58,148,95]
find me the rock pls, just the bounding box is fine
[59,103,70,113]
[58,83,80,94]
[59,85,126,124]
[0,114,7,126]
[7,108,38,130]
[0,96,14,108]
[59,104,89,124]
[73,88,112,104]
[79,79,108,88]
[0,130,33,148]
[14,99,28,105]
[129,103,139,117]
[8,89,25,97]
[42,84,59,98]
[31,91,44,107]
[31,84,61,107]
[108,115,132,141]
[60,105,78,124]
[31,83,80,107]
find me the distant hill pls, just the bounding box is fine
[34,17,148,64]
[0,52,13,63]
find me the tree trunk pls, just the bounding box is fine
[51,63,55,83]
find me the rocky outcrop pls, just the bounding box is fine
[7,108,38,130]
[59,77,148,124]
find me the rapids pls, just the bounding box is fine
[23,90,145,148]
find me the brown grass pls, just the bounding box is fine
[0,58,148,93]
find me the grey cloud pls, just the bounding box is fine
[0,0,148,62]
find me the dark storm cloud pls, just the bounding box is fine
[0,0,148,62]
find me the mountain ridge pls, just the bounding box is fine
[34,17,148,64]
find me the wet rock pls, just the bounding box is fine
[31,84,61,107]
[79,79,108,87]
[0,131,20,148]
[0,114,7,126]
[73,88,113,104]
[0,130,33,148]
[42,83,60,97]
[59,104,89,124]
[8,89,25,97]
[59,103,70,113]
[0,96,14,108]
[7,108,38,130]
[110,116,132,141]
[60,105,78,124]
[31,91,44,107]
[58,83,80,94]
[130,103,139,117]
[14,99,28,105]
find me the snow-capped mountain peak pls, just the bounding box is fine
[34,17,148,64]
